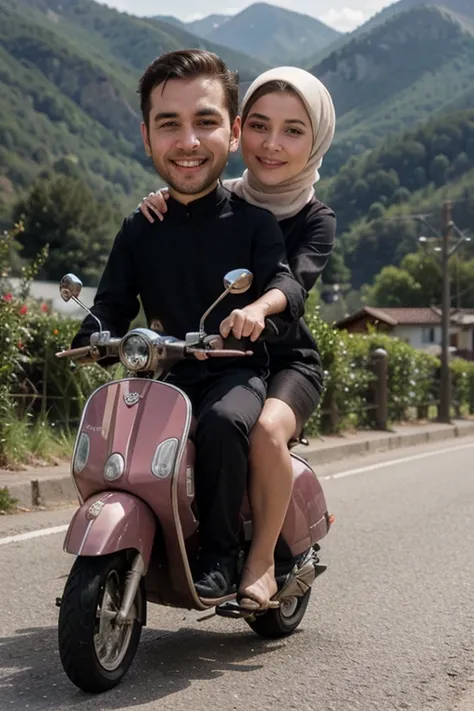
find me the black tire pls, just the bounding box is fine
[58,553,144,693]
[245,588,312,639]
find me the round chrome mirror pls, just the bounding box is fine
[223,269,253,294]
[60,273,83,302]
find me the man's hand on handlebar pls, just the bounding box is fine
[219,304,267,343]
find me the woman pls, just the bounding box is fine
[140,66,336,613]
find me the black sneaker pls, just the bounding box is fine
[194,555,238,600]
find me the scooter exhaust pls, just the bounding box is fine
[277,557,327,602]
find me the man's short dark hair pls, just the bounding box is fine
[138,49,239,127]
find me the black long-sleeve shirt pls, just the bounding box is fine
[268,198,336,381]
[72,184,306,375]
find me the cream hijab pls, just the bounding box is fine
[226,66,336,221]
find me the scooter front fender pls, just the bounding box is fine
[63,491,156,569]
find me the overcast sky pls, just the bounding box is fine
[96,0,395,32]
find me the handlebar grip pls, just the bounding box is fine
[222,318,280,352]
[55,345,92,359]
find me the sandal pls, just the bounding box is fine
[236,590,280,615]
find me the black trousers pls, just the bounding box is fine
[167,366,266,559]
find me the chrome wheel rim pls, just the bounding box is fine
[93,570,135,672]
[279,596,299,618]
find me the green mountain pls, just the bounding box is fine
[187,14,232,37]
[10,0,267,78]
[154,13,232,36]
[205,2,341,65]
[0,1,148,215]
[313,5,474,176]
[154,15,186,29]
[0,0,266,217]
[306,0,474,68]
[350,0,474,36]
[319,107,474,288]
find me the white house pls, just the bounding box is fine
[335,306,474,358]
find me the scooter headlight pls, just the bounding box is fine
[73,432,90,474]
[119,333,152,371]
[104,452,125,481]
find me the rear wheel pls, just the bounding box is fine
[244,588,311,639]
[58,552,144,693]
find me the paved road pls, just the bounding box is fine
[1,438,473,711]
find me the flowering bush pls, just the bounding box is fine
[13,304,112,424]
[0,224,110,465]
[0,223,37,461]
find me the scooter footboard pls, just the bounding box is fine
[63,491,156,569]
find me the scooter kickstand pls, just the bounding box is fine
[197,609,217,622]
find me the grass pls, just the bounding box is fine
[0,486,17,513]
[0,414,75,470]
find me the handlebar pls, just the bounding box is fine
[55,318,279,366]
[55,336,254,364]
[56,345,92,359]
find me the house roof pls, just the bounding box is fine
[335,306,467,329]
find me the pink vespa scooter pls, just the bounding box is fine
[55,269,333,694]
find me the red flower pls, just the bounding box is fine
[40,302,49,313]
[19,304,28,315]
[3,293,13,302]
[18,341,24,350]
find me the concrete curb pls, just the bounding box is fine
[5,474,77,510]
[301,422,474,467]
[2,421,474,510]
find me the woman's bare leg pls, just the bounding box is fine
[238,398,297,609]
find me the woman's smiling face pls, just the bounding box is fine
[241,89,313,187]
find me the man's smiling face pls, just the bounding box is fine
[141,76,240,203]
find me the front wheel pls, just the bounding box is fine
[245,588,311,639]
[58,552,145,693]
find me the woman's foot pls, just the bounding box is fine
[237,561,279,612]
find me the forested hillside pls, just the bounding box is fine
[0,0,263,217]
[318,109,474,289]
[311,6,474,175]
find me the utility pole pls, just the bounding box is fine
[438,200,452,423]
[385,205,471,423]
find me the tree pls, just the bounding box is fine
[430,154,450,187]
[352,178,370,204]
[412,166,427,189]
[363,251,474,309]
[367,202,386,221]
[449,152,470,179]
[323,244,351,286]
[363,266,422,307]
[399,252,441,305]
[13,174,118,284]
[391,187,411,204]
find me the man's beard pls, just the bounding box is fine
[151,150,230,196]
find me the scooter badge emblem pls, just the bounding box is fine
[86,500,105,520]
[124,392,141,407]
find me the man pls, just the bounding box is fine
[71,49,305,601]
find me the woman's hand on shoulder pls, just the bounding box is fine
[139,188,169,223]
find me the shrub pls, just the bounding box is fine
[3,234,474,467]
[304,307,473,434]
[0,223,109,466]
